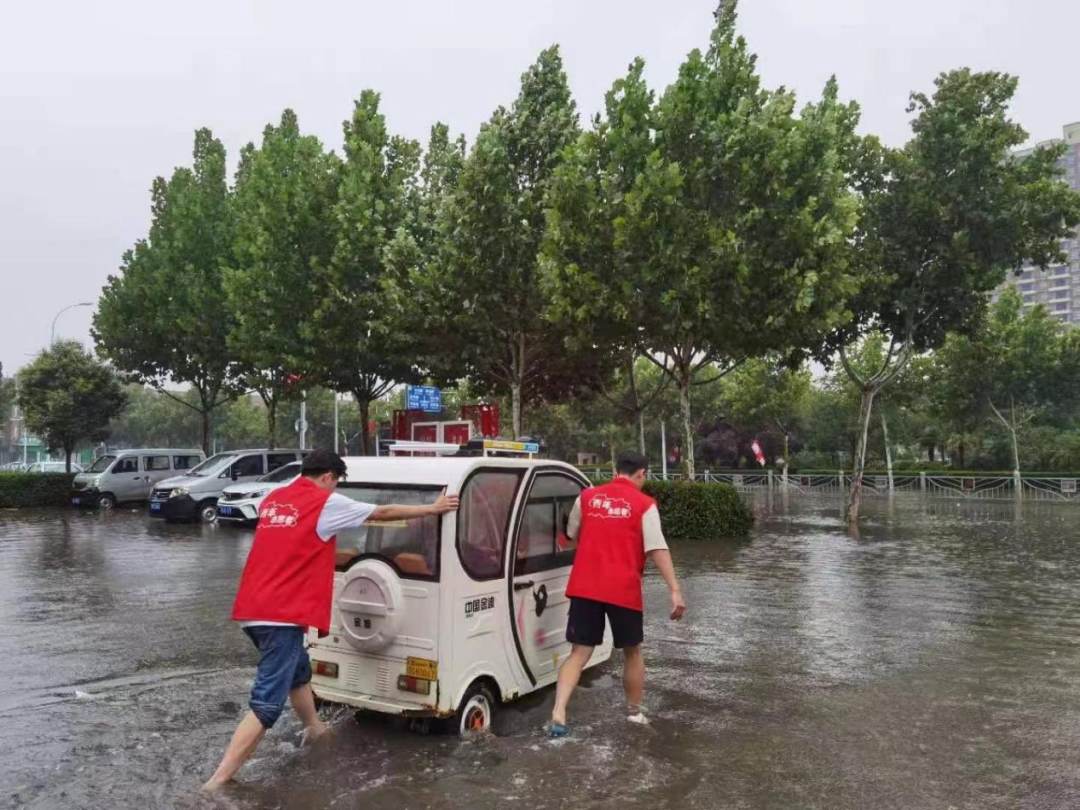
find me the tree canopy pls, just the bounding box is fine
[17,342,127,471]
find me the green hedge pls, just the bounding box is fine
[0,473,76,508]
[642,480,753,541]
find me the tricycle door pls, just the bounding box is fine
[508,471,584,687]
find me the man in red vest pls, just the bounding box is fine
[204,449,458,791]
[549,451,685,735]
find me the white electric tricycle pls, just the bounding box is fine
[307,443,612,734]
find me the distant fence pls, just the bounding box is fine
[582,469,1080,504]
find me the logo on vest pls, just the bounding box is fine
[259,503,299,527]
[586,494,632,519]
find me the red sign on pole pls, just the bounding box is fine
[750,439,766,467]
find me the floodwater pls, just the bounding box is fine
[3,495,1080,810]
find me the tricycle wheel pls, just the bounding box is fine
[455,682,496,736]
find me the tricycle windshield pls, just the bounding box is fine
[336,484,443,579]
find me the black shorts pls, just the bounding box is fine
[566,597,643,649]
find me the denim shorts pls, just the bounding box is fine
[243,625,312,729]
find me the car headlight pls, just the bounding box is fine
[246,489,270,500]
[169,487,189,499]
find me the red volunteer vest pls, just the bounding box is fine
[566,478,656,612]
[231,477,337,633]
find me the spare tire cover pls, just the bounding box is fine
[337,559,404,652]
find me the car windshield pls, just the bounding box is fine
[336,485,443,579]
[261,463,300,483]
[185,453,237,477]
[86,455,115,473]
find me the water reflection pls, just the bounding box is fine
[4,497,1080,808]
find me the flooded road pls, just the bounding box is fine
[3,495,1080,809]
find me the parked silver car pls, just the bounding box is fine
[148,449,308,522]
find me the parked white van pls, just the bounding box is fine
[307,443,612,734]
[71,449,204,509]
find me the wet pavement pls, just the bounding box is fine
[3,495,1080,809]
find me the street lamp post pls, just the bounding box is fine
[50,302,94,345]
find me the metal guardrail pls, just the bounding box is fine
[583,469,1080,503]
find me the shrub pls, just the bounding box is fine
[642,480,753,541]
[0,473,76,508]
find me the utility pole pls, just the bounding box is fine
[50,302,93,345]
[660,420,668,481]
[297,391,308,451]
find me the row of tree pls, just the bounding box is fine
[90,2,1080,522]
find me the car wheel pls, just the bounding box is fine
[456,682,496,736]
[198,501,218,523]
[97,493,116,510]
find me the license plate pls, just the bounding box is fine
[219,506,233,515]
[406,657,438,681]
[71,498,80,505]
[150,502,161,512]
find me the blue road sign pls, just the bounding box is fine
[407,385,442,413]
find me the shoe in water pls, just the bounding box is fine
[546,721,570,738]
[627,711,650,725]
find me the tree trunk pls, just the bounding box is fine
[1007,419,1020,479]
[625,355,647,455]
[881,412,893,492]
[358,397,371,457]
[609,431,617,475]
[989,397,1022,485]
[956,439,964,469]
[266,399,277,450]
[64,440,74,473]
[201,410,211,456]
[678,374,695,478]
[845,386,877,525]
[510,381,522,438]
[782,431,790,486]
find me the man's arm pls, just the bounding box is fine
[647,549,686,620]
[327,492,459,566]
[566,496,582,541]
[370,492,459,523]
[642,506,685,620]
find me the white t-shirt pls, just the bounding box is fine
[566,496,669,552]
[241,492,376,628]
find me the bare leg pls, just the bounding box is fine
[622,645,645,710]
[551,644,594,726]
[290,684,327,742]
[203,711,266,791]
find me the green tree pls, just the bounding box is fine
[828,70,1080,523]
[544,58,666,453]
[106,385,202,448]
[720,358,812,478]
[933,288,1080,479]
[430,46,583,437]
[94,129,246,453]
[550,3,864,476]
[313,91,422,454]
[0,364,14,426]
[225,110,341,446]
[17,341,127,471]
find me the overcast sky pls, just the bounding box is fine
[1,0,1076,376]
